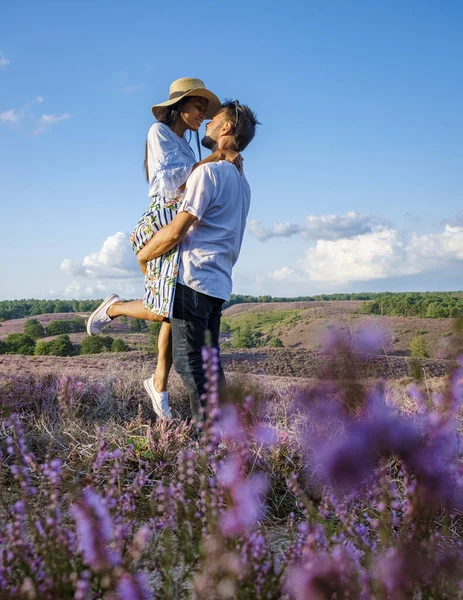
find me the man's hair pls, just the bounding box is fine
[221,100,260,152]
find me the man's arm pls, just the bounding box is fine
[137,211,197,273]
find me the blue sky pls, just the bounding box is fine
[1,0,462,300]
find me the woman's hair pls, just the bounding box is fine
[144,98,202,182]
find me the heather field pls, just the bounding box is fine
[1,325,463,599]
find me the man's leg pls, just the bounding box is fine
[207,299,226,394]
[171,284,210,418]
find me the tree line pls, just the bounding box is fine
[1,292,462,322]
[360,292,463,318]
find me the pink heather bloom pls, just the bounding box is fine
[71,488,121,572]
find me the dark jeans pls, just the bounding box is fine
[171,283,225,418]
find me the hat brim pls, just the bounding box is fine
[151,87,221,120]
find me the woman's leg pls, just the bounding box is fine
[107,299,164,322]
[153,321,173,392]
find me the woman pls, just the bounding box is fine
[87,78,241,420]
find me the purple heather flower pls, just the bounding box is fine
[252,424,278,446]
[214,404,246,443]
[71,488,121,571]
[117,572,151,600]
[220,472,268,536]
[352,325,385,355]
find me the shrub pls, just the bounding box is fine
[49,334,74,357]
[231,324,256,348]
[3,333,36,355]
[34,340,50,355]
[112,338,130,352]
[24,318,46,339]
[80,335,114,355]
[220,320,231,334]
[130,318,147,332]
[410,334,429,358]
[269,336,284,348]
[148,321,162,354]
[45,318,86,336]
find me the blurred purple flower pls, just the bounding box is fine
[252,424,278,446]
[117,572,150,600]
[214,404,246,443]
[220,471,268,536]
[71,488,121,571]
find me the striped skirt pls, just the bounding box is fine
[130,196,181,318]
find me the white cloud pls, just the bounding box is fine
[303,212,385,241]
[52,279,141,300]
[61,232,139,279]
[0,52,10,70]
[248,219,301,240]
[34,112,70,135]
[0,109,20,123]
[249,212,383,242]
[258,224,463,287]
[302,227,413,283]
[122,84,144,93]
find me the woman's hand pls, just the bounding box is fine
[213,149,243,175]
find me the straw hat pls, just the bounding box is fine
[151,77,221,120]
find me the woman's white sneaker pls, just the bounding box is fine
[86,294,122,336]
[143,377,172,420]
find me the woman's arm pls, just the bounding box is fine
[178,149,243,192]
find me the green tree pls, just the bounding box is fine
[220,320,231,334]
[80,336,106,355]
[231,325,256,349]
[45,318,86,335]
[112,338,130,352]
[81,335,114,354]
[410,335,429,358]
[34,340,51,355]
[24,318,46,339]
[148,322,162,354]
[119,315,128,325]
[4,333,36,355]
[130,318,147,332]
[49,335,74,356]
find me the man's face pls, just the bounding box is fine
[201,109,231,150]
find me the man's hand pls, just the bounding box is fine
[137,211,198,263]
[215,149,243,175]
[138,256,147,275]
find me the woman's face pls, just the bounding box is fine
[180,96,208,131]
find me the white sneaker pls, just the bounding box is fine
[86,294,122,336]
[143,377,172,420]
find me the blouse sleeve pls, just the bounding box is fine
[147,125,195,199]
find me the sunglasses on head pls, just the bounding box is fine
[232,99,240,129]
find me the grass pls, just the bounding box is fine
[222,309,303,335]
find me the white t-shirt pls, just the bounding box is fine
[178,161,251,301]
[146,123,196,199]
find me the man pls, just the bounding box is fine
[137,100,259,417]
